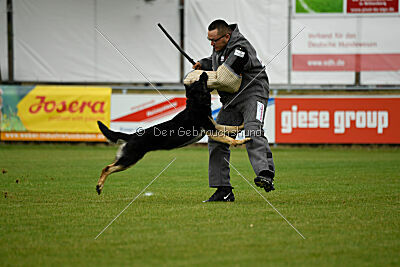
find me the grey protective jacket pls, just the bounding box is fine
[199,24,269,105]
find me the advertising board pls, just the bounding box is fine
[275,96,400,143]
[110,94,276,143]
[0,85,111,141]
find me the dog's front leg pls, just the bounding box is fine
[208,117,244,134]
[214,124,244,134]
[96,162,125,195]
[207,132,251,146]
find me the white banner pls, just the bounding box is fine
[292,7,400,84]
[184,0,289,84]
[110,93,275,143]
[13,0,180,83]
[359,17,400,84]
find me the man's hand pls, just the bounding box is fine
[193,61,202,70]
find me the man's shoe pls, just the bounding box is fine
[203,187,235,202]
[254,176,275,192]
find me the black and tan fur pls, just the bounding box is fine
[96,73,250,194]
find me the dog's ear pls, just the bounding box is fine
[198,72,210,92]
[200,74,211,93]
[199,72,208,81]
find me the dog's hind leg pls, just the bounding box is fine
[96,162,126,195]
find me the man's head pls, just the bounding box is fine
[208,19,232,52]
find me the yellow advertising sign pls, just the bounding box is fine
[17,85,111,133]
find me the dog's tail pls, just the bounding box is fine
[97,121,131,143]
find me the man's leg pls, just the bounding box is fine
[240,96,275,191]
[208,141,231,187]
[208,105,243,188]
[244,121,275,177]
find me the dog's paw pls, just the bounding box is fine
[96,184,103,195]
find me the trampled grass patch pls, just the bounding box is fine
[0,144,399,266]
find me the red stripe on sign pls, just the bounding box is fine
[112,97,186,122]
[292,54,400,71]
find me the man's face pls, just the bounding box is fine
[208,29,230,52]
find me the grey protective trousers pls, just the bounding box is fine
[208,96,275,188]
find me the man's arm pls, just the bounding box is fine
[185,48,249,93]
[194,56,212,70]
[223,46,250,75]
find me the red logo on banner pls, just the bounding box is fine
[275,97,400,144]
[347,0,398,13]
[112,98,186,122]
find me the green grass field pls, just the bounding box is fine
[0,144,399,266]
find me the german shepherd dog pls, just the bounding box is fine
[96,72,250,194]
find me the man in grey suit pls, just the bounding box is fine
[192,19,276,202]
